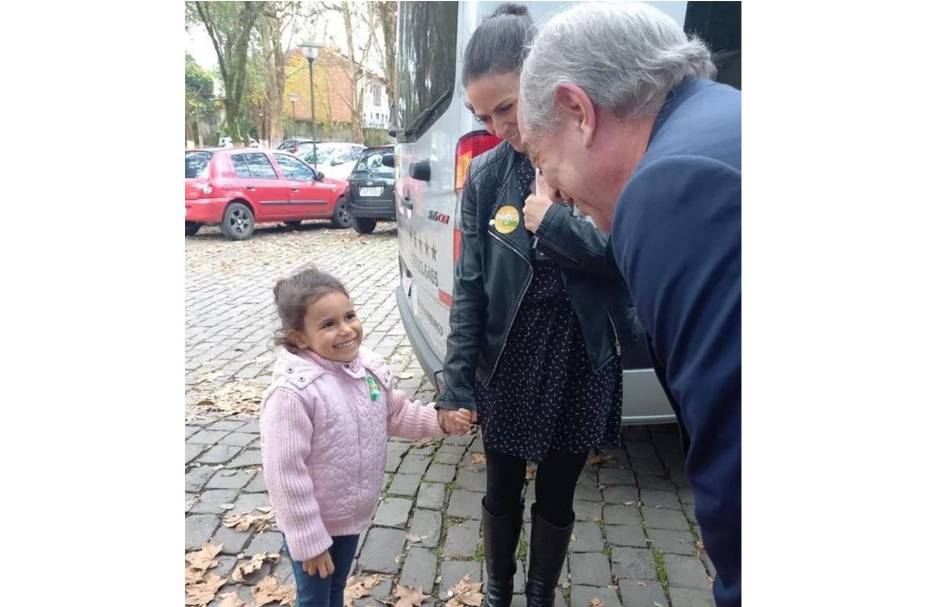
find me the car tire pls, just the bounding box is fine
[330,197,352,229]
[352,217,377,234]
[185,221,201,237]
[220,202,255,240]
[284,221,302,228]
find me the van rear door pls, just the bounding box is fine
[394,1,460,386]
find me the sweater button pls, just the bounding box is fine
[286,367,293,373]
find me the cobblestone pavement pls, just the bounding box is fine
[185,222,716,607]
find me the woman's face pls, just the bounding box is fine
[465,72,524,153]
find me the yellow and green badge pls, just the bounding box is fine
[493,205,520,234]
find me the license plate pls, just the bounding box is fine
[359,187,383,197]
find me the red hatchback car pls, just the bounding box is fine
[185,149,351,239]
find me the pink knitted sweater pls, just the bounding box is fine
[259,346,444,562]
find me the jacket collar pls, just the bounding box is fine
[273,346,369,381]
[648,77,714,147]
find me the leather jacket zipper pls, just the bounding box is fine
[487,230,533,384]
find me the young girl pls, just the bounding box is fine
[260,267,470,607]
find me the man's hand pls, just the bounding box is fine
[303,550,335,578]
[438,408,473,435]
[524,174,562,233]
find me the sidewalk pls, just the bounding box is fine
[185,409,715,607]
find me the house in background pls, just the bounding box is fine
[283,47,391,144]
[363,77,390,130]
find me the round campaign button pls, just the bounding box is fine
[494,205,520,234]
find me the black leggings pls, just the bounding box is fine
[484,449,588,527]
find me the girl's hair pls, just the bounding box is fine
[272,266,350,351]
[462,3,535,86]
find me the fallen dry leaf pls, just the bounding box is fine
[186,542,223,572]
[406,533,426,544]
[216,591,246,607]
[345,574,383,606]
[223,509,275,533]
[446,574,483,607]
[393,584,430,607]
[185,573,227,606]
[586,454,616,466]
[411,437,439,449]
[470,453,486,465]
[232,552,279,582]
[194,379,266,417]
[588,598,604,607]
[253,575,296,607]
[525,466,537,480]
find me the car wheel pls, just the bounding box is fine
[330,197,352,229]
[185,221,201,237]
[220,202,255,240]
[284,221,302,228]
[352,217,377,234]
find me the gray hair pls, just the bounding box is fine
[520,2,716,132]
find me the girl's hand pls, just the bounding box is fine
[303,550,335,578]
[438,408,472,435]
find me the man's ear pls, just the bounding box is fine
[554,83,597,147]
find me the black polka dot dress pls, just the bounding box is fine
[475,155,623,464]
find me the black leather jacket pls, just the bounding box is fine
[437,142,625,411]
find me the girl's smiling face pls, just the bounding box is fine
[294,291,363,362]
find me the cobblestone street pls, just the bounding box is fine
[185,223,716,607]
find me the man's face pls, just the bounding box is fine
[517,98,601,222]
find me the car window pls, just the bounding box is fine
[231,154,252,178]
[273,154,317,181]
[185,151,212,178]
[354,150,394,178]
[245,153,278,179]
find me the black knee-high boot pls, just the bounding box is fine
[525,505,573,607]
[482,498,524,607]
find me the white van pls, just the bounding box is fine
[393,1,741,424]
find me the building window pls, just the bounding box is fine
[372,83,382,107]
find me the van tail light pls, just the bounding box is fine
[454,130,502,193]
[453,130,501,266]
[199,182,214,196]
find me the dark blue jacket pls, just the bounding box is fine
[610,78,741,606]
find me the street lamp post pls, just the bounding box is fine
[299,41,322,169]
[288,93,298,132]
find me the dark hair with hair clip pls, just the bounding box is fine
[272,266,350,352]
[462,3,535,86]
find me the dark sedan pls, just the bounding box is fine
[346,146,396,234]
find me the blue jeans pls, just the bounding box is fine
[284,534,360,607]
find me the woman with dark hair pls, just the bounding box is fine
[435,5,625,607]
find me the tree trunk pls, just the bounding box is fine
[377,2,397,112]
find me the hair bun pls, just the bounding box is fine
[490,3,529,18]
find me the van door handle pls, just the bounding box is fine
[400,192,413,209]
[246,186,256,191]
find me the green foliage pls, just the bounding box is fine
[188,1,263,143]
[185,54,216,117]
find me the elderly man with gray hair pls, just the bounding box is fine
[517,3,741,606]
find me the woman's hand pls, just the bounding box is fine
[524,174,561,233]
[438,408,474,435]
[303,550,335,578]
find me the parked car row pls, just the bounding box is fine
[185,149,350,240]
[185,144,396,240]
